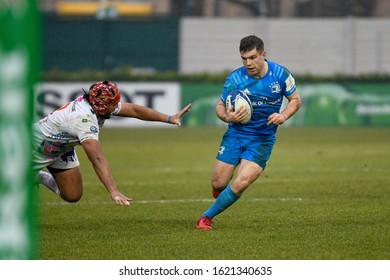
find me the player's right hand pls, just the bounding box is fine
[226,105,248,123]
[111,190,132,206]
[169,103,192,126]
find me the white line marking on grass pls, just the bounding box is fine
[135,197,303,204]
[39,197,303,206]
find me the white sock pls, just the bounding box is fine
[36,171,60,196]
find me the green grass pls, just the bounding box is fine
[36,127,390,260]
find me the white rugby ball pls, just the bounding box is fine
[226,90,253,124]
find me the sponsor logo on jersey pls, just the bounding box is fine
[90,126,98,133]
[251,96,282,107]
[71,101,76,112]
[285,74,296,92]
[82,117,93,123]
[242,88,251,95]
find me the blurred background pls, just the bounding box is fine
[40,0,390,74]
[36,0,390,127]
[1,0,390,260]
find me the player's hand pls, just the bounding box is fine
[169,103,192,126]
[226,105,248,123]
[267,113,286,126]
[110,190,132,206]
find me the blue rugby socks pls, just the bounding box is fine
[202,185,240,219]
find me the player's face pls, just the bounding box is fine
[101,102,119,119]
[241,48,266,78]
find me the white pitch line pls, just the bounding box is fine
[135,197,303,204]
[39,197,303,206]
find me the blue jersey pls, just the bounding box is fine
[221,60,297,138]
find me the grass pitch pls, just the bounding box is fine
[36,126,390,260]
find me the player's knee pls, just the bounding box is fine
[232,176,252,194]
[61,191,83,203]
[240,177,252,188]
[211,176,228,190]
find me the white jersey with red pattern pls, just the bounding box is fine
[32,96,121,171]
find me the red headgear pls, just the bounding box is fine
[88,81,121,116]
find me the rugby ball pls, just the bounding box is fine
[225,90,253,124]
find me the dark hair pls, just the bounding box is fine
[82,88,90,102]
[239,35,264,53]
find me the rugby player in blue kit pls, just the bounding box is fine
[196,35,302,230]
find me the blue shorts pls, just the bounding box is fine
[216,132,276,170]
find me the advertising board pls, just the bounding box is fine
[35,82,181,127]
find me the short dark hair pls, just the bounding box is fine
[239,35,264,53]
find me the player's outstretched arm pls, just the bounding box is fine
[81,139,132,206]
[169,103,192,125]
[116,103,191,126]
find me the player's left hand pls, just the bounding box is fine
[267,113,286,126]
[169,103,192,126]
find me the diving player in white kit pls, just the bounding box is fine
[34,80,191,206]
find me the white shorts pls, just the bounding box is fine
[33,148,80,173]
